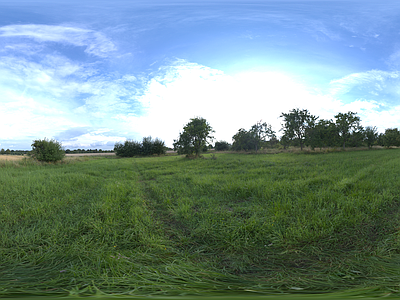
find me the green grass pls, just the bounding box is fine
[1,150,400,298]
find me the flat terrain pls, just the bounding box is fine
[0,154,24,161]
[65,152,116,157]
[1,150,400,298]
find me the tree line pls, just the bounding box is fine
[227,109,400,152]
[15,108,400,162]
[0,149,29,155]
[172,109,400,157]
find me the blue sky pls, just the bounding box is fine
[1,0,400,149]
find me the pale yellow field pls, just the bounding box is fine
[0,155,25,161]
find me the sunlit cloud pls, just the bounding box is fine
[55,128,126,149]
[116,60,349,146]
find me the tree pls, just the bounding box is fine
[383,128,400,148]
[232,121,276,152]
[364,126,378,149]
[114,136,165,157]
[250,121,276,153]
[280,108,318,150]
[231,129,257,151]
[31,138,65,162]
[114,140,142,157]
[214,141,230,151]
[173,117,214,157]
[141,136,155,156]
[152,138,166,156]
[347,125,364,147]
[306,119,339,150]
[377,133,385,146]
[334,112,361,150]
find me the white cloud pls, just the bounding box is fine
[329,70,399,95]
[0,46,143,148]
[114,60,400,146]
[115,60,344,146]
[61,130,126,149]
[0,89,80,140]
[0,24,116,57]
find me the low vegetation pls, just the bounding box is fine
[1,149,400,297]
[114,136,165,157]
[30,138,65,162]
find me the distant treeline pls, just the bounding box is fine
[65,149,114,154]
[0,149,29,155]
[114,136,166,157]
[0,148,114,155]
[217,109,400,152]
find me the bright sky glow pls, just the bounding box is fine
[1,0,400,149]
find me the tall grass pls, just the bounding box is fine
[1,151,400,297]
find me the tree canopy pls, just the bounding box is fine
[334,112,361,150]
[232,121,275,152]
[173,117,214,157]
[280,108,318,150]
[31,138,65,162]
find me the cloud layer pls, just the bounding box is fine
[0,24,116,57]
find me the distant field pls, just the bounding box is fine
[0,155,24,161]
[1,150,400,298]
[65,152,116,157]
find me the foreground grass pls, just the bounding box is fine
[1,150,400,297]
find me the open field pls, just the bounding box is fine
[1,150,400,298]
[65,152,116,157]
[0,154,25,161]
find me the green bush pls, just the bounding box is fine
[31,138,65,162]
[214,141,231,151]
[114,137,166,157]
[152,138,166,155]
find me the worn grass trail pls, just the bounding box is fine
[1,151,400,297]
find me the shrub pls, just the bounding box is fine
[152,138,166,155]
[114,137,166,157]
[31,138,65,162]
[114,140,141,157]
[214,141,230,151]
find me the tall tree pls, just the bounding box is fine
[232,121,275,152]
[214,141,231,151]
[173,117,214,157]
[364,126,378,149]
[231,128,256,151]
[250,121,276,153]
[280,108,318,150]
[306,119,337,150]
[334,112,361,150]
[383,128,400,148]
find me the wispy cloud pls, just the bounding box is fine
[0,24,116,57]
[0,24,143,149]
[329,70,400,97]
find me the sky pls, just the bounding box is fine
[1,0,400,150]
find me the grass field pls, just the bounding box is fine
[1,150,400,298]
[0,154,25,161]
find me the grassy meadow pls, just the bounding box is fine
[1,150,400,298]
